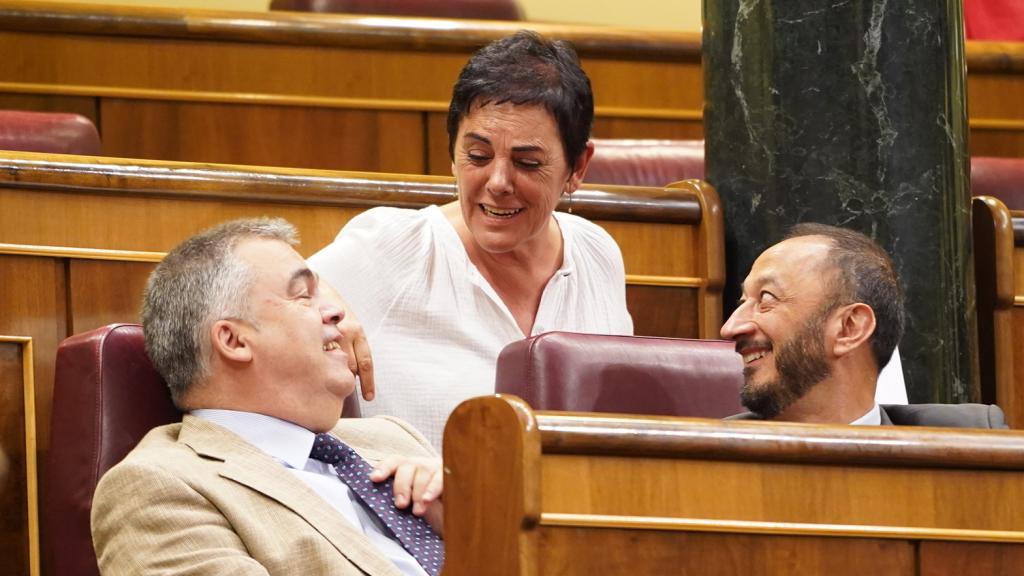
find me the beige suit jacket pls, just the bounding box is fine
[91,414,437,575]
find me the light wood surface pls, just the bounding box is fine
[0,336,38,576]
[0,1,1019,176]
[444,395,1024,576]
[0,151,725,576]
[973,196,1017,426]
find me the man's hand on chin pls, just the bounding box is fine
[370,456,444,536]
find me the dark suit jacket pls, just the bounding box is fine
[728,403,1009,429]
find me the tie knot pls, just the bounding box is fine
[309,433,356,466]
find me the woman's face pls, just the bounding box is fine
[451,101,590,257]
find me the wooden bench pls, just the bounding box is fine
[0,150,723,575]
[444,395,1024,575]
[0,1,1020,173]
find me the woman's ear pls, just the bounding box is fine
[210,319,253,364]
[831,303,876,359]
[566,141,596,193]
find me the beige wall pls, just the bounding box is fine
[520,0,700,31]
[31,0,703,31]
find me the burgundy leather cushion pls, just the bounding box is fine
[46,324,180,576]
[586,139,705,187]
[972,156,1024,211]
[269,0,522,20]
[0,110,101,155]
[496,331,745,418]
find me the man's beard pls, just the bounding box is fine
[740,314,833,419]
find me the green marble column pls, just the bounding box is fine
[703,0,976,402]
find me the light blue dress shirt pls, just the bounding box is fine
[192,409,427,576]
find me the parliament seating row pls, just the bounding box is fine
[0,2,1020,174]
[584,139,1024,428]
[443,395,1024,576]
[0,150,722,576]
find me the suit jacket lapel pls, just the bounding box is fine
[879,405,894,425]
[179,416,403,576]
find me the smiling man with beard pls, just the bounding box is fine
[722,223,1007,427]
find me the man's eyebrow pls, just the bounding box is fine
[287,267,316,291]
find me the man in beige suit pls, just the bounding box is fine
[91,218,443,575]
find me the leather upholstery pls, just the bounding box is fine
[496,331,745,418]
[586,139,704,187]
[971,156,1024,210]
[45,323,361,576]
[0,110,101,155]
[269,0,523,20]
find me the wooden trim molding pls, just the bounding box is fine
[625,274,702,288]
[0,151,704,224]
[970,119,1024,132]
[0,0,702,61]
[0,335,38,576]
[534,411,1024,469]
[0,243,164,262]
[0,83,705,121]
[540,513,1024,544]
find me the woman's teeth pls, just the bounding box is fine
[481,205,523,218]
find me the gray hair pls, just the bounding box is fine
[142,218,298,406]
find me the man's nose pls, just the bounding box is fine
[720,305,752,340]
[321,304,344,325]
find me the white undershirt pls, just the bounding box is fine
[849,403,882,426]
[191,409,427,576]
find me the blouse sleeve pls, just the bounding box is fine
[307,207,432,334]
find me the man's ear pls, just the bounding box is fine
[831,303,876,359]
[210,319,253,364]
[565,141,596,194]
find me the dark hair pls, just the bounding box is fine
[446,30,594,170]
[784,223,905,373]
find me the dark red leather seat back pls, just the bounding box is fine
[496,331,744,418]
[971,156,1024,211]
[586,139,705,187]
[46,324,179,576]
[269,0,523,20]
[45,323,361,576]
[0,110,101,155]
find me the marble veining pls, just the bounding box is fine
[704,0,974,402]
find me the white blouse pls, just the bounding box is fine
[308,205,634,448]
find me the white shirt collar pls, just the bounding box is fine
[849,403,882,426]
[191,409,316,470]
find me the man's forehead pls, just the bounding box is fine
[745,236,835,289]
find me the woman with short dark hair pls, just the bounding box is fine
[310,31,632,448]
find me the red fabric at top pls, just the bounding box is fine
[965,0,1024,41]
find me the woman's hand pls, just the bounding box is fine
[320,280,375,401]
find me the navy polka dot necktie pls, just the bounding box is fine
[309,433,444,576]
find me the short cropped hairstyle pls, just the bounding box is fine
[785,223,905,373]
[142,218,298,407]
[446,30,594,171]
